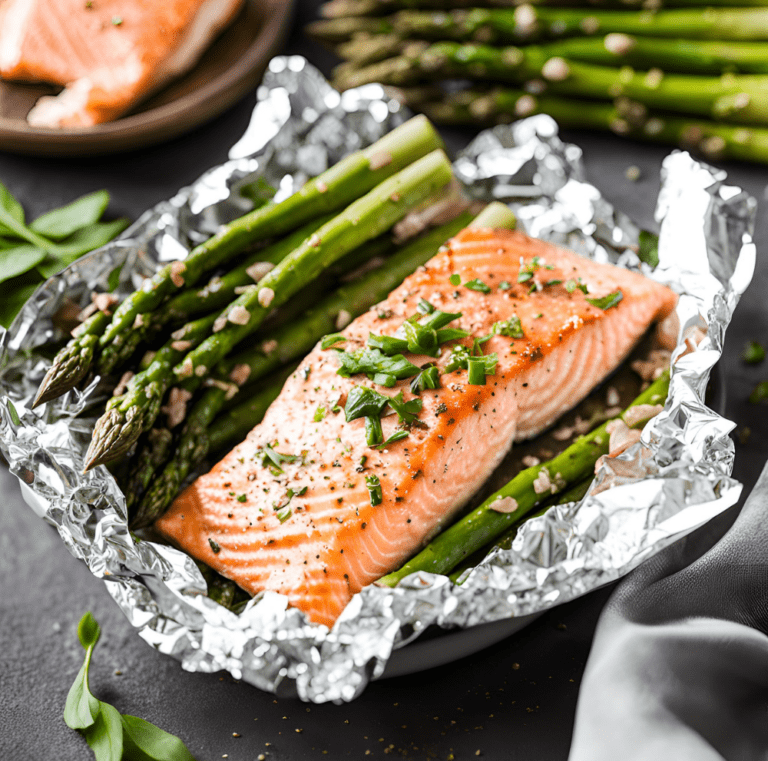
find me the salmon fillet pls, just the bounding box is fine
[155,228,677,627]
[0,0,244,127]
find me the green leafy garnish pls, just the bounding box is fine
[375,430,409,449]
[0,186,129,328]
[365,475,383,506]
[336,347,420,381]
[65,613,196,761]
[491,317,524,339]
[638,230,659,268]
[464,278,491,294]
[276,507,292,523]
[321,333,346,349]
[344,386,389,422]
[498,280,511,290]
[417,298,435,314]
[261,443,303,474]
[586,290,623,310]
[564,278,589,295]
[445,344,471,374]
[367,334,408,354]
[449,273,461,286]
[314,406,326,422]
[208,538,221,554]
[467,357,487,385]
[743,341,766,365]
[410,365,440,394]
[365,415,384,446]
[387,391,423,424]
[517,256,542,283]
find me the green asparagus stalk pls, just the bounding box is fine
[33,310,111,408]
[96,216,335,376]
[335,41,768,126]
[377,369,670,586]
[307,15,393,43]
[84,150,454,471]
[83,312,219,471]
[134,203,515,525]
[321,0,527,18]
[447,478,593,584]
[386,8,768,44]
[122,428,173,514]
[130,364,297,528]
[97,116,443,349]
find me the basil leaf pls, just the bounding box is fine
[372,372,396,387]
[51,219,130,258]
[491,317,524,339]
[586,290,623,310]
[121,715,197,761]
[83,702,123,761]
[0,245,47,283]
[345,386,389,422]
[375,430,409,449]
[30,190,110,240]
[638,230,659,268]
[0,279,39,328]
[464,278,491,293]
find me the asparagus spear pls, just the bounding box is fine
[135,203,515,525]
[84,312,219,471]
[307,16,393,44]
[97,117,443,351]
[122,428,173,514]
[83,150,454,471]
[321,0,524,18]
[377,369,670,586]
[96,215,335,376]
[33,310,111,408]
[386,8,768,44]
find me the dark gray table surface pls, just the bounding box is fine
[2,4,768,760]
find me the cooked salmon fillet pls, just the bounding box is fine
[155,227,677,627]
[0,0,244,127]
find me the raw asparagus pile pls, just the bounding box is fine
[309,2,768,163]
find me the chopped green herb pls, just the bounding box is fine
[410,365,440,394]
[261,443,303,474]
[375,430,409,449]
[565,278,589,295]
[545,279,562,287]
[365,475,383,506]
[467,357,487,385]
[276,507,292,523]
[419,309,462,331]
[417,298,435,314]
[449,273,461,286]
[464,278,491,294]
[111,15,123,25]
[373,372,397,387]
[445,344,471,373]
[743,341,766,365]
[336,347,420,381]
[638,230,660,268]
[387,391,423,424]
[314,406,326,422]
[367,333,408,354]
[586,290,623,310]
[518,256,542,283]
[321,333,347,349]
[435,327,470,343]
[401,319,440,356]
[491,316,524,339]
[499,280,512,290]
[236,494,247,503]
[749,381,768,404]
[365,415,384,447]
[208,538,221,554]
[345,386,389,422]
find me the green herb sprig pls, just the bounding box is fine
[0,186,130,328]
[64,612,196,761]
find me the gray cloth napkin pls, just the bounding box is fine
[569,462,768,761]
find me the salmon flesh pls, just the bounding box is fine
[0,0,244,127]
[155,227,677,627]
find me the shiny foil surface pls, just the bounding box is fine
[0,57,755,703]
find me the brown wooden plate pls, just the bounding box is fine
[0,0,294,157]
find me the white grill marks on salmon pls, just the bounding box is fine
[0,0,244,127]
[155,227,678,627]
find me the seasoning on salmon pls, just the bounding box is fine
[155,227,678,627]
[0,0,244,128]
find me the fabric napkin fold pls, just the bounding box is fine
[569,461,768,761]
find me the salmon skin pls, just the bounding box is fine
[0,0,244,127]
[156,227,677,627]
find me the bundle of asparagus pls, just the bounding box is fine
[309,2,768,163]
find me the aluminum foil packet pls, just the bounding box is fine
[0,56,756,703]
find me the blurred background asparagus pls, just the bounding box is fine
[308,1,768,164]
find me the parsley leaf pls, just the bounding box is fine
[586,290,623,310]
[464,278,491,294]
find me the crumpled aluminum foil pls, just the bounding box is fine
[0,56,755,703]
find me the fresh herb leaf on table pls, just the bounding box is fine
[0,184,129,328]
[65,612,197,761]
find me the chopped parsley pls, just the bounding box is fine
[565,278,589,295]
[517,256,542,283]
[375,430,409,449]
[275,507,292,523]
[464,278,491,294]
[336,347,420,380]
[365,475,383,506]
[449,273,461,286]
[260,443,303,474]
[387,391,423,424]
[344,386,389,422]
[314,406,326,422]
[586,290,623,310]
[498,280,512,290]
[491,316,524,339]
[410,365,440,394]
[236,494,247,503]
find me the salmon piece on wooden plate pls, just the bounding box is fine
[155,226,677,627]
[0,0,244,127]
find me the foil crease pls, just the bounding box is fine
[0,57,755,703]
